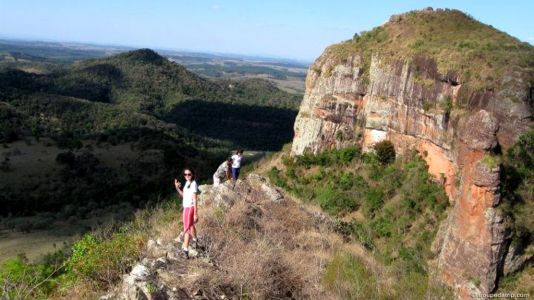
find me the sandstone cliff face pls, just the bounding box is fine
[291,44,532,295]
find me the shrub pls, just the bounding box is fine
[363,188,384,217]
[350,221,375,250]
[337,146,360,164]
[323,252,378,299]
[371,217,393,238]
[66,232,141,287]
[268,167,288,189]
[315,186,357,215]
[500,130,534,245]
[481,154,500,169]
[285,166,297,179]
[374,140,396,164]
[339,172,354,190]
[335,130,344,141]
[0,253,64,300]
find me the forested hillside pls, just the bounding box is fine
[0,49,300,220]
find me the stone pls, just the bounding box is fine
[503,242,534,276]
[260,184,284,203]
[153,257,168,269]
[130,264,150,281]
[147,239,157,249]
[459,110,499,151]
[247,173,285,203]
[473,160,500,188]
[99,292,117,300]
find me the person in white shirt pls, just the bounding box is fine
[174,168,199,259]
[213,157,232,186]
[231,149,244,182]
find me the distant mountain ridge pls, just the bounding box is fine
[0,48,300,143]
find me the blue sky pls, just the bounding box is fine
[0,0,532,61]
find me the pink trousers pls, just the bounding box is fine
[183,206,195,234]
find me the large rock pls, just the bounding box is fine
[290,23,532,297]
[459,110,499,151]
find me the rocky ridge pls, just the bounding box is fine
[100,174,335,300]
[291,8,533,298]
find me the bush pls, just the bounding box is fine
[315,186,357,215]
[371,217,393,238]
[268,167,288,189]
[323,252,378,299]
[0,253,64,300]
[501,130,534,244]
[337,146,360,164]
[374,140,396,164]
[66,232,141,287]
[350,221,375,250]
[363,188,384,217]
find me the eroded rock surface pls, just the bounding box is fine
[291,35,531,297]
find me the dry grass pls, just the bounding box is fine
[162,179,347,299]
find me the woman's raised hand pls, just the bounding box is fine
[174,179,181,189]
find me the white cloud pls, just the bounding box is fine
[211,4,221,10]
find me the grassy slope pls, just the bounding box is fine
[266,146,452,298]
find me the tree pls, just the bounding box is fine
[374,140,396,164]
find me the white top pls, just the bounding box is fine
[231,154,242,168]
[214,161,229,178]
[182,180,198,208]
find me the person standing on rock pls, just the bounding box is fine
[213,157,232,186]
[174,168,199,259]
[231,149,244,183]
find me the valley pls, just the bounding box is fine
[0,7,533,300]
[0,46,302,264]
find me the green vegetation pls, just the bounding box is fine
[323,253,378,299]
[0,252,65,300]
[323,252,454,299]
[373,140,396,164]
[323,8,534,91]
[0,200,180,299]
[500,130,534,248]
[481,154,500,169]
[0,48,301,217]
[166,100,297,150]
[66,232,140,287]
[270,145,450,297]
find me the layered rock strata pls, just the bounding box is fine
[291,49,531,296]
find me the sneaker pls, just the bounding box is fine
[191,239,198,249]
[180,249,189,259]
[174,232,184,244]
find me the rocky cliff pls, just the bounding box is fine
[291,8,533,297]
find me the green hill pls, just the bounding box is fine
[52,49,300,113]
[0,49,301,217]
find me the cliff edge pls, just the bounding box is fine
[291,8,533,297]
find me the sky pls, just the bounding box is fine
[0,0,532,61]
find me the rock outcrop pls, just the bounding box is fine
[100,174,334,300]
[291,8,533,297]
